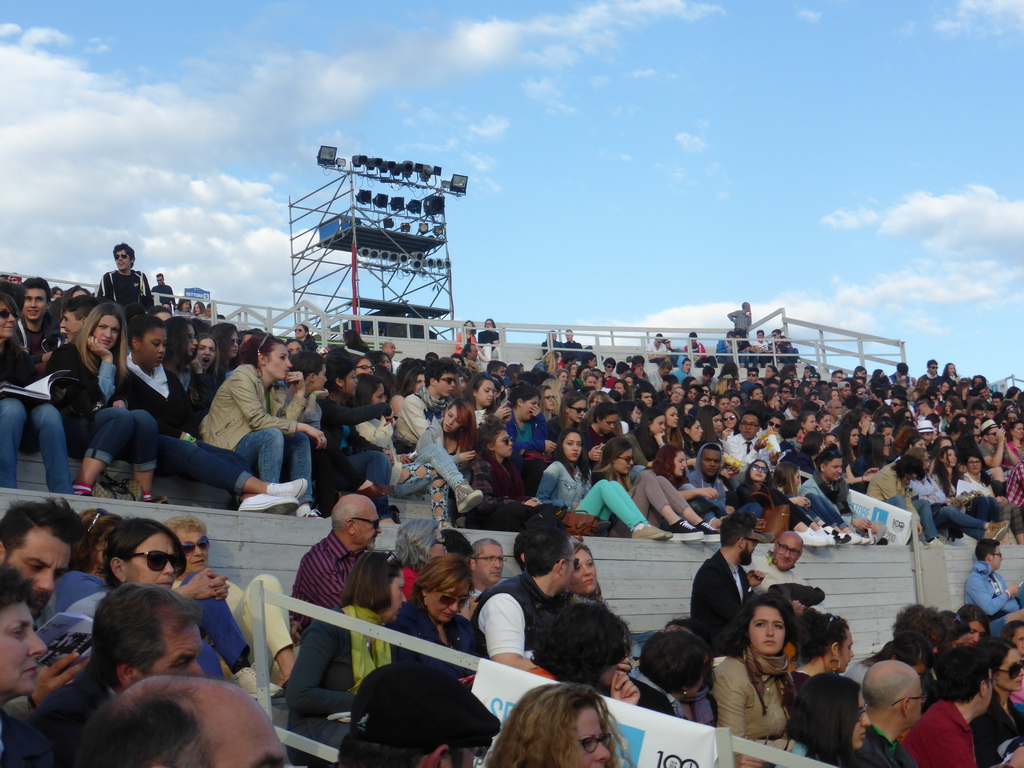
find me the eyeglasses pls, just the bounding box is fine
[1001,663,1024,677]
[577,734,612,753]
[124,551,185,574]
[0,309,18,320]
[180,536,210,556]
[472,555,504,563]
[351,517,382,530]
[775,542,802,558]
[890,693,927,707]
[435,591,471,608]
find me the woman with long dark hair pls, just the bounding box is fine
[787,674,870,767]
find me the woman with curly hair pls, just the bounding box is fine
[531,601,638,704]
[488,682,626,768]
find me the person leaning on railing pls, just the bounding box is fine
[285,551,403,755]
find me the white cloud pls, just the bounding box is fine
[797,9,822,22]
[676,132,709,152]
[467,114,510,139]
[820,207,881,229]
[937,0,1024,33]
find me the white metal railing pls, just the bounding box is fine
[6,270,906,374]
[250,583,831,768]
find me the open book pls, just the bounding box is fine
[36,611,94,666]
[0,370,74,402]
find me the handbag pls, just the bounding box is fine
[91,472,144,502]
[559,511,602,540]
[750,490,790,543]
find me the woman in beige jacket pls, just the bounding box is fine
[711,592,798,753]
[200,334,324,515]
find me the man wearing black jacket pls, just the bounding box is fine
[97,243,154,308]
[690,512,767,650]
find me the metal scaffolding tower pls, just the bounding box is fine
[289,152,466,324]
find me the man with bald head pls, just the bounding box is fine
[753,531,825,614]
[290,494,379,632]
[74,675,284,768]
[857,660,923,768]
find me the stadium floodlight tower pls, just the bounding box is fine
[290,148,468,334]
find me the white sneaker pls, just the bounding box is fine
[296,503,321,518]
[799,529,827,547]
[265,479,308,499]
[239,494,298,515]
[233,666,283,699]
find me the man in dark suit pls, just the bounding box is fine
[690,512,767,650]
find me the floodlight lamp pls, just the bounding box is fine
[356,190,372,205]
[418,223,430,234]
[390,197,405,211]
[372,193,389,208]
[400,223,411,233]
[383,218,395,229]
[450,174,468,194]
[317,146,338,167]
[406,199,422,215]
[424,195,445,216]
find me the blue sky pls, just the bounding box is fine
[3,1,1024,383]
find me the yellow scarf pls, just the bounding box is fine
[343,605,391,691]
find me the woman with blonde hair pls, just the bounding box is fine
[488,682,626,768]
[47,302,158,499]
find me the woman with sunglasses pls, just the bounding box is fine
[66,517,251,681]
[972,638,1024,768]
[286,552,403,754]
[47,302,159,500]
[0,292,73,494]
[200,333,323,516]
[386,554,474,679]
[467,419,558,531]
[165,515,297,686]
[488,682,626,768]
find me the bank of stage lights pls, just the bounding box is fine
[317,146,468,209]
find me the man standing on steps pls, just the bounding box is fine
[97,243,154,308]
[728,302,752,334]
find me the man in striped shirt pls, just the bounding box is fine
[290,495,379,632]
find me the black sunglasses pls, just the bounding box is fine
[124,551,185,575]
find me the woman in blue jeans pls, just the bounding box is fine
[47,303,157,498]
[314,354,394,518]
[0,293,72,493]
[200,333,322,515]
